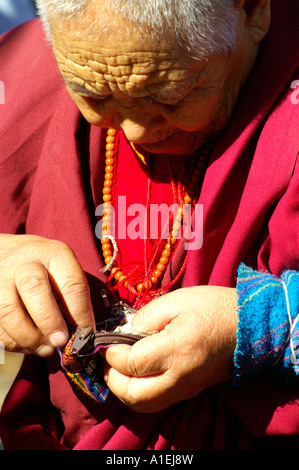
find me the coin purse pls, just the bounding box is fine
[58,302,151,402]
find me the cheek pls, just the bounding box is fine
[164,90,224,132]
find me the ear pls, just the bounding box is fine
[237,0,271,44]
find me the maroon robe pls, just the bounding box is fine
[0,0,299,449]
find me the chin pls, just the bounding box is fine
[138,131,206,155]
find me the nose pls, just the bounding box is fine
[81,96,168,143]
[119,115,167,143]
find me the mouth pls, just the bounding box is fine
[133,130,183,153]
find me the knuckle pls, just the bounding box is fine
[127,350,140,377]
[52,240,74,258]
[51,240,76,259]
[31,312,57,331]
[60,277,88,298]
[0,299,18,323]
[15,271,48,296]
[0,330,18,352]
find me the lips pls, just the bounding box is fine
[132,130,182,153]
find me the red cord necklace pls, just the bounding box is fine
[100,128,212,308]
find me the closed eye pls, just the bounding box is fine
[80,91,108,101]
[63,78,110,101]
[142,95,186,107]
[64,78,187,107]
[75,88,109,102]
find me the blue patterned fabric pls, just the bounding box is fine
[233,264,299,385]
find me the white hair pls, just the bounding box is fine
[35,0,241,59]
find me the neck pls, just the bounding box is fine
[149,153,186,176]
[131,142,187,176]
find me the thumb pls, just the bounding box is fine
[131,295,177,333]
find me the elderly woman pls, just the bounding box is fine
[0,0,298,450]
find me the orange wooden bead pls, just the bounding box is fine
[171,222,181,237]
[175,212,182,222]
[102,187,112,195]
[106,143,115,151]
[102,243,112,251]
[106,136,115,143]
[105,157,115,165]
[114,270,124,281]
[150,276,159,285]
[159,256,169,265]
[101,222,112,232]
[103,209,113,218]
[184,194,192,204]
[157,263,166,272]
[107,128,117,136]
[137,281,152,292]
[104,179,113,187]
[101,237,110,244]
[173,221,181,230]
[162,249,171,258]
[104,256,113,265]
[103,249,113,258]
[102,206,113,216]
[105,151,114,159]
[103,194,112,202]
[105,165,114,173]
[105,173,114,180]
[101,229,111,238]
[154,269,163,279]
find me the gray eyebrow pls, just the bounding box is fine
[63,77,193,104]
[63,79,106,99]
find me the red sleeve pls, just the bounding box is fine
[0,19,65,234]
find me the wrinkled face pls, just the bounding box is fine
[51,11,254,155]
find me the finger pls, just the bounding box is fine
[0,282,55,357]
[130,294,180,333]
[48,249,95,330]
[101,330,172,377]
[14,261,69,348]
[102,360,177,413]
[0,324,30,354]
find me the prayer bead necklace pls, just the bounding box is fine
[100,128,211,301]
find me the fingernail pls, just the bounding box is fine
[36,344,54,357]
[49,331,68,348]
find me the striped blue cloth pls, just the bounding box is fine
[233,264,299,385]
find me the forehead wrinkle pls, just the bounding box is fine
[64,66,196,100]
[66,42,185,73]
[56,50,98,87]
[66,41,181,65]
[57,41,193,84]
[57,41,199,101]
[87,48,181,65]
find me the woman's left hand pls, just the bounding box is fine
[101,286,238,413]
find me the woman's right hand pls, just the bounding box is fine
[0,234,95,357]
